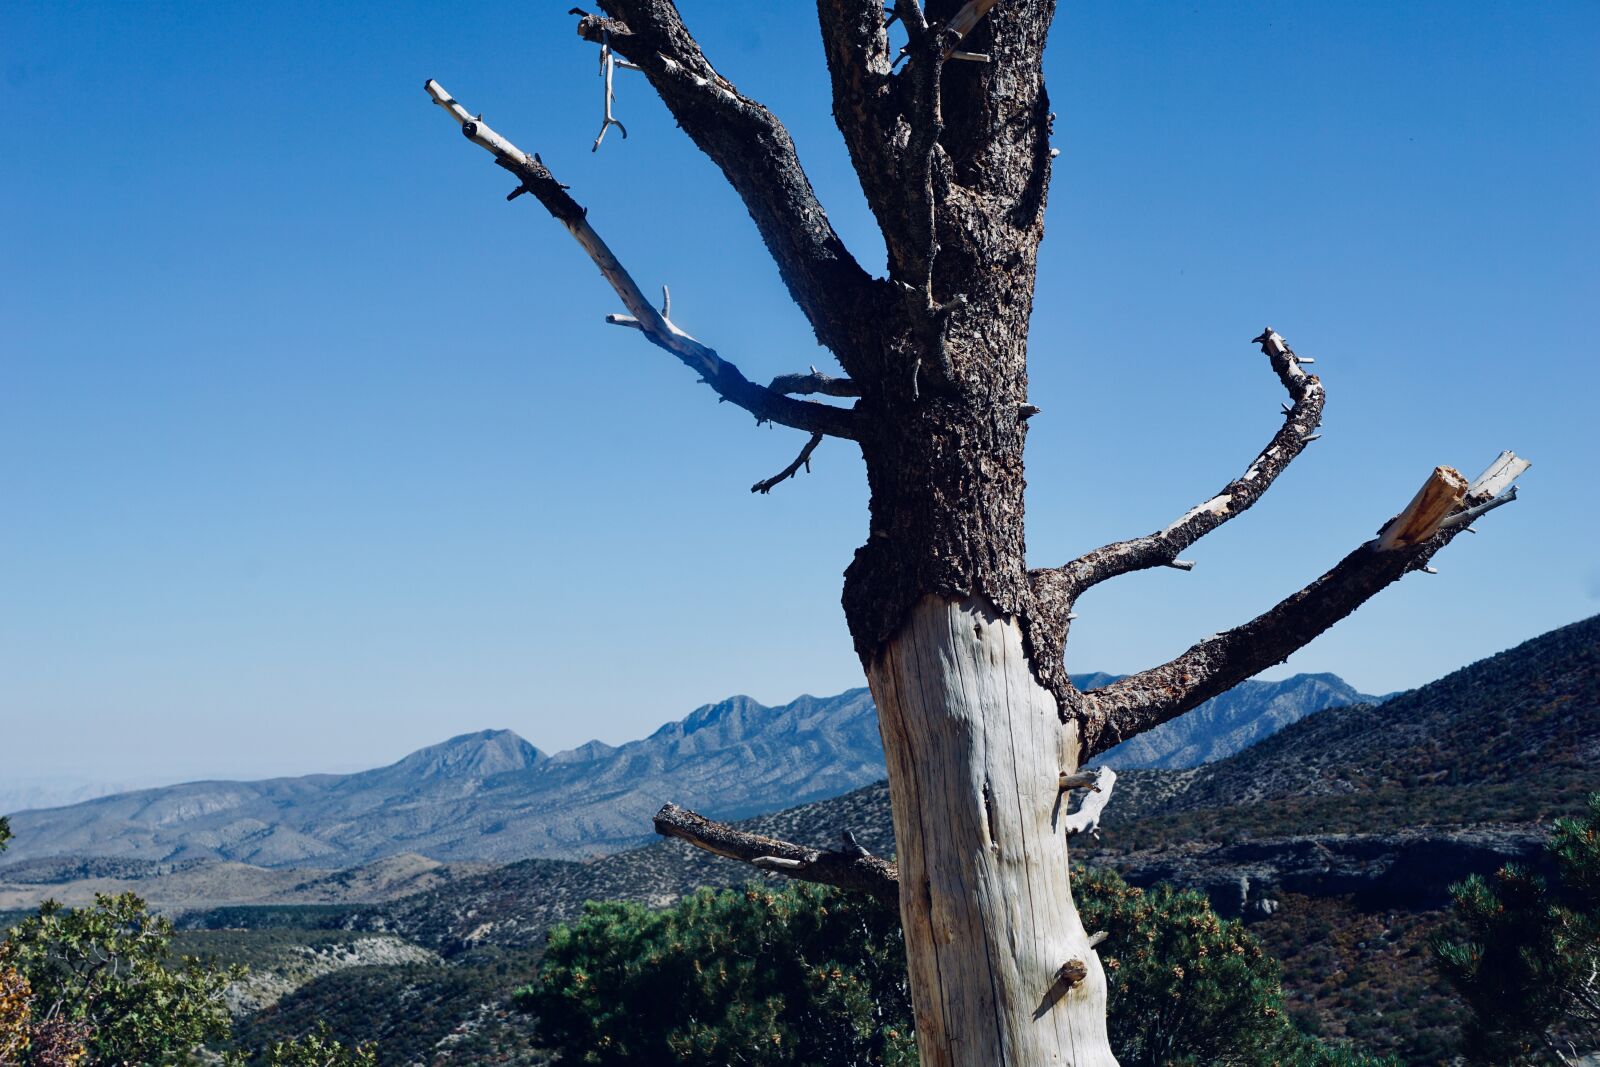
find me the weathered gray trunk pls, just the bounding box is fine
[868,596,1116,1066]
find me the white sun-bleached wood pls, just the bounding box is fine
[869,595,1117,1067]
[1375,466,1469,551]
[1468,451,1533,501]
[1062,768,1117,838]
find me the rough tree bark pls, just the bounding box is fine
[426,4,1527,1063]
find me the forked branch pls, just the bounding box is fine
[424,80,858,442]
[1044,328,1326,602]
[655,802,898,904]
[1078,452,1530,757]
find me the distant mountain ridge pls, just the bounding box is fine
[3,672,1370,871]
[1095,672,1373,769]
[1,690,883,869]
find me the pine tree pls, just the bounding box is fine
[1434,793,1600,1064]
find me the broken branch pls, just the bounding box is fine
[654,802,899,904]
[424,80,858,441]
[1077,452,1530,757]
[589,28,630,151]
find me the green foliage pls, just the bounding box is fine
[1,816,11,851]
[222,1022,378,1067]
[518,883,916,1066]
[1433,792,1600,1064]
[1074,865,1290,1066]
[0,892,241,1066]
[520,870,1392,1067]
[1074,867,1395,1067]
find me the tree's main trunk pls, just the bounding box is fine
[867,595,1116,1066]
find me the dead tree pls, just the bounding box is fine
[425,4,1527,1063]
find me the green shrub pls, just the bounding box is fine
[518,882,915,1066]
[0,892,240,1066]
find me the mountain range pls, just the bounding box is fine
[223,614,1597,1065]
[2,672,1371,871]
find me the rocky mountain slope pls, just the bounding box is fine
[3,673,1364,871]
[1106,612,1600,836]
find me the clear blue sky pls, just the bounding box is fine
[3,2,1595,791]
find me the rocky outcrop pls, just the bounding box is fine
[1113,825,1549,919]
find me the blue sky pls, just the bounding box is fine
[3,2,1595,791]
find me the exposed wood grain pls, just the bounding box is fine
[870,596,1116,1067]
[1376,466,1469,550]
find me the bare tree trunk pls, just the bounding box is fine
[870,596,1114,1066]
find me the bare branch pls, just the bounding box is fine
[1045,328,1326,600]
[1077,452,1531,757]
[574,4,879,364]
[815,1,896,214]
[944,0,1004,44]
[769,367,862,397]
[752,432,824,494]
[425,80,858,441]
[654,802,899,904]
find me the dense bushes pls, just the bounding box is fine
[521,867,1394,1066]
[519,882,915,1066]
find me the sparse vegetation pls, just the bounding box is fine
[229,945,547,1066]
